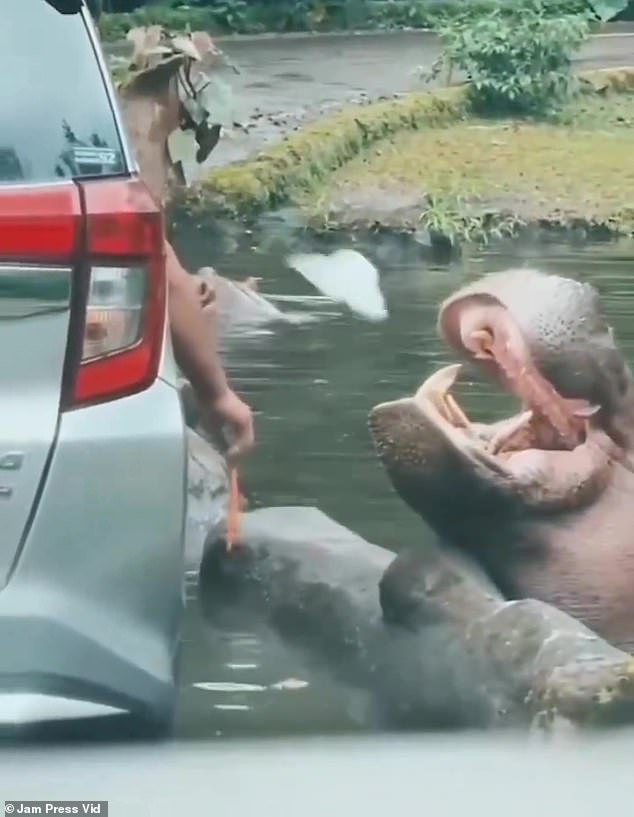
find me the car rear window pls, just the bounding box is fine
[0,0,126,185]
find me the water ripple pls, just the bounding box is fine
[177,234,634,738]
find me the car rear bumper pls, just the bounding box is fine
[0,616,175,726]
[0,377,187,726]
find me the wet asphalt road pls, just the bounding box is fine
[106,26,634,169]
[183,27,634,167]
[2,731,633,814]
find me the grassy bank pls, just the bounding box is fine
[304,83,634,237]
[185,67,634,239]
[99,0,629,41]
[184,88,468,215]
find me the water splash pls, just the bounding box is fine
[286,249,388,322]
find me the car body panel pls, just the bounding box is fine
[0,262,73,586]
[1,377,187,720]
[0,1,188,726]
[78,3,181,393]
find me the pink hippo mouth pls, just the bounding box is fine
[369,297,618,521]
[414,362,595,464]
[437,293,601,454]
[381,358,613,517]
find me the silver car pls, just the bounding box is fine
[0,0,187,735]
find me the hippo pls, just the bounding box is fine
[194,266,287,334]
[368,267,634,653]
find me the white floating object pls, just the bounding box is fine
[213,704,251,711]
[193,681,267,693]
[269,678,310,691]
[286,249,388,321]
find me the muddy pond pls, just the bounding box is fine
[171,225,634,740]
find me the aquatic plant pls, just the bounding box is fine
[418,191,525,246]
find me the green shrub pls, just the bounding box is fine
[429,1,591,117]
[100,0,631,40]
[100,5,256,40]
[99,1,359,39]
[372,0,588,28]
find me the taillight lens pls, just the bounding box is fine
[82,266,146,360]
[67,178,166,409]
[0,184,81,263]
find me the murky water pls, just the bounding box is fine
[172,227,634,739]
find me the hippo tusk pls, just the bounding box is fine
[414,364,531,455]
[408,363,516,481]
[413,364,474,429]
[414,363,462,405]
[445,393,471,428]
[488,410,533,455]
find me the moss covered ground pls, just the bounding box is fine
[185,68,634,238]
[300,89,634,235]
[189,88,467,215]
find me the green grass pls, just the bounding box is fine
[298,89,634,235]
[186,87,467,216]
[177,68,634,239]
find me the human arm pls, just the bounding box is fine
[165,239,254,461]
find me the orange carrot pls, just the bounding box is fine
[226,467,241,552]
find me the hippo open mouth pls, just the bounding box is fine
[405,360,612,513]
[369,269,623,526]
[368,267,634,651]
[438,290,600,452]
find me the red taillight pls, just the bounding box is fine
[68,178,166,409]
[0,185,81,263]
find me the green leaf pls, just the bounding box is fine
[588,0,629,21]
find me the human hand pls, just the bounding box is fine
[200,387,255,464]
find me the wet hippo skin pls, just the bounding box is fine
[369,268,634,653]
[199,507,634,731]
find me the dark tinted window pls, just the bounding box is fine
[0,0,126,184]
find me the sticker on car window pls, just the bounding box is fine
[70,146,123,173]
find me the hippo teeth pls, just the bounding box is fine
[487,410,533,455]
[414,364,470,427]
[414,363,539,457]
[414,363,463,399]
